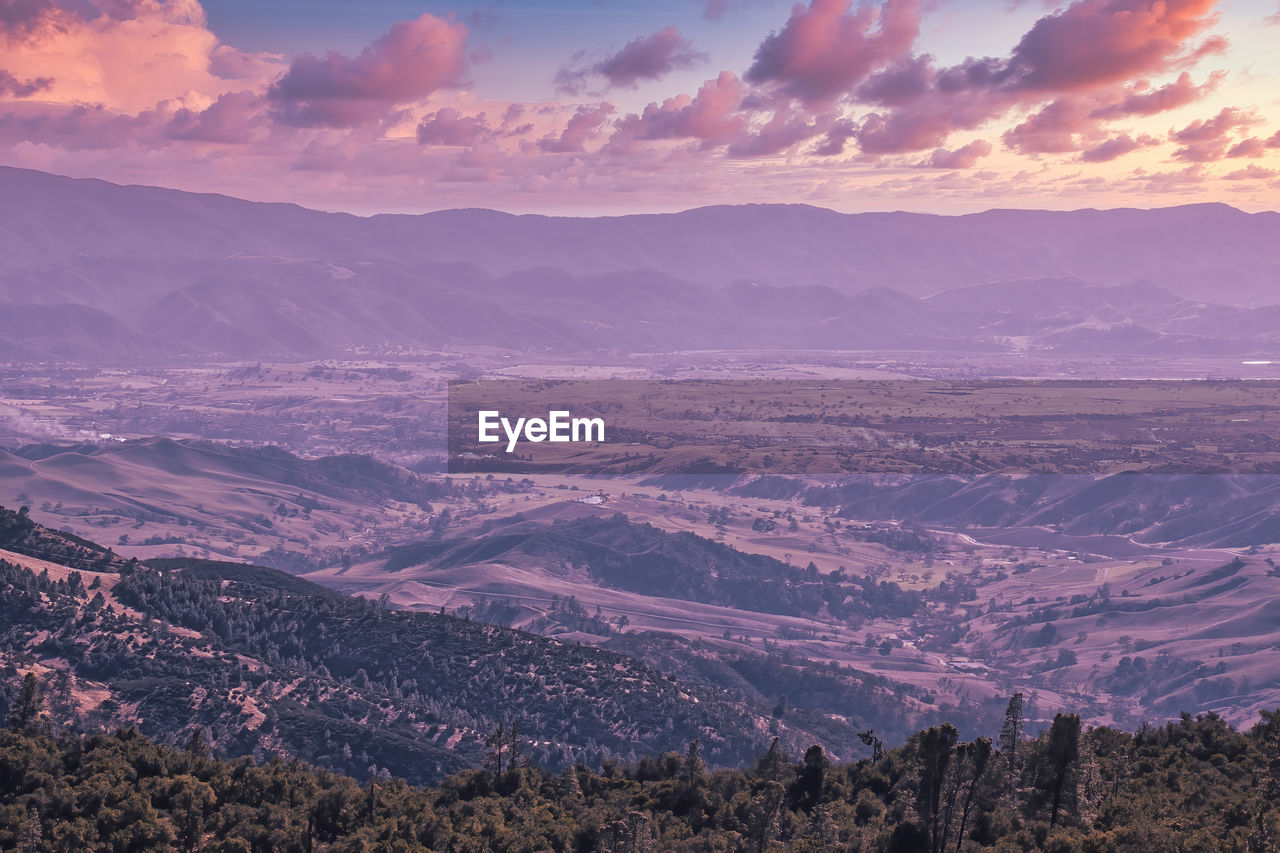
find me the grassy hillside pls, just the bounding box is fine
[383,513,924,622]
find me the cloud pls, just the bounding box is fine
[598,27,705,89]
[1080,133,1157,162]
[844,0,1228,157]
[0,101,160,150]
[1003,0,1224,93]
[0,0,54,40]
[556,26,705,94]
[812,117,857,156]
[855,103,983,156]
[1225,137,1266,159]
[726,106,823,157]
[745,0,921,105]
[539,102,614,153]
[920,139,993,169]
[417,107,493,146]
[1091,71,1220,119]
[1001,72,1220,158]
[0,0,280,113]
[0,68,50,97]
[1003,96,1097,155]
[1132,163,1209,192]
[611,70,748,150]
[1171,107,1261,161]
[268,14,468,128]
[166,90,262,143]
[1223,164,1276,180]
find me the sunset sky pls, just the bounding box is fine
[1,0,1277,214]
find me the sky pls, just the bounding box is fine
[0,0,1278,215]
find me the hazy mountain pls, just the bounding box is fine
[6,166,1279,301]
[4,165,1280,359]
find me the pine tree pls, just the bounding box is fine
[756,737,787,781]
[794,744,829,812]
[998,692,1024,805]
[484,723,508,775]
[916,724,958,853]
[748,780,786,853]
[1045,713,1081,829]
[952,737,993,853]
[683,739,705,787]
[6,673,47,735]
[558,765,583,801]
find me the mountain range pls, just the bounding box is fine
[4,166,1280,360]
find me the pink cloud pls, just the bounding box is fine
[612,71,748,150]
[166,90,261,144]
[920,139,993,169]
[745,0,921,105]
[0,0,53,39]
[844,0,1229,157]
[1171,107,1261,161]
[1080,133,1157,162]
[1132,163,1209,192]
[269,14,468,128]
[857,101,988,155]
[0,68,50,97]
[1091,71,1220,118]
[598,26,704,88]
[1003,97,1096,155]
[1006,0,1225,93]
[1224,164,1276,180]
[726,106,823,157]
[417,107,493,146]
[0,0,279,113]
[856,55,933,107]
[539,102,614,153]
[812,117,857,156]
[1226,137,1266,159]
[557,27,704,94]
[0,101,160,150]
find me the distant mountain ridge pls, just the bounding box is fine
[5,166,1278,300]
[4,165,1280,359]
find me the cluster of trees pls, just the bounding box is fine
[4,681,1280,851]
[0,505,120,572]
[2,541,803,785]
[2,504,974,792]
